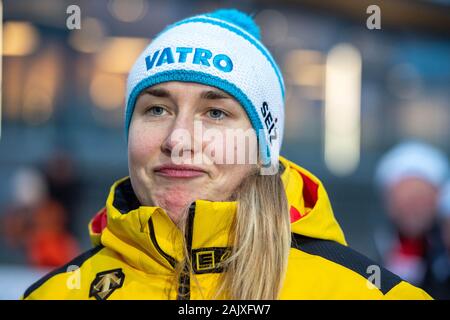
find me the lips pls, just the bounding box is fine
[153,164,206,178]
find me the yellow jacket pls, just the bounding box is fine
[22,156,432,300]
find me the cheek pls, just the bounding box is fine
[215,163,254,190]
[128,122,165,166]
[204,129,257,164]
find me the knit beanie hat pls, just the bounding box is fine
[125,8,285,169]
[375,140,449,190]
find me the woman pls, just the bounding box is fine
[23,9,431,300]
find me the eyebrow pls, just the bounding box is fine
[144,87,232,100]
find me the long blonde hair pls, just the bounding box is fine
[173,165,291,300]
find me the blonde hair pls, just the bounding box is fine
[173,165,291,300]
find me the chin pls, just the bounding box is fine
[155,188,198,205]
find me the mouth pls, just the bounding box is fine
[153,164,207,179]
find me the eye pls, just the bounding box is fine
[207,108,227,120]
[145,106,167,117]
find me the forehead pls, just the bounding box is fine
[139,81,239,104]
[148,81,231,96]
[390,176,438,194]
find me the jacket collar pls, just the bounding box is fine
[89,156,346,274]
[90,177,238,274]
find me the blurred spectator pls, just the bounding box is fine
[1,167,80,268]
[374,141,450,299]
[2,168,46,250]
[42,150,81,236]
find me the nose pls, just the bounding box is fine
[161,113,201,161]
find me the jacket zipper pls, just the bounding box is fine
[148,218,177,268]
[177,202,196,300]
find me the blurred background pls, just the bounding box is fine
[0,0,449,299]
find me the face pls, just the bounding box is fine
[128,81,258,224]
[386,177,439,238]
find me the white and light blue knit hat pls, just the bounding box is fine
[375,141,449,190]
[125,9,285,167]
